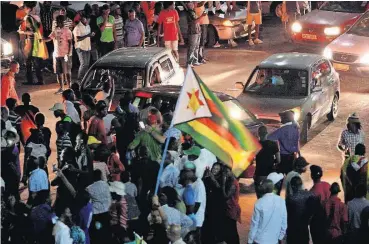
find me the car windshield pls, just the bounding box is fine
[82,67,145,91]
[245,68,308,97]
[347,11,369,37]
[320,1,367,13]
[222,99,256,125]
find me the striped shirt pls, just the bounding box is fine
[115,16,124,42]
[109,198,128,228]
[8,111,21,128]
[56,133,73,162]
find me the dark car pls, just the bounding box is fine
[131,85,263,136]
[80,48,184,111]
[236,53,340,143]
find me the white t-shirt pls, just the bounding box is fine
[183,149,217,179]
[73,22,91,51]
[53,221,73,244]
[192,178,206,227]
[64,100,81,124]
[103,114,116,144]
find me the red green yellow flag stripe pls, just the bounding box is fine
[173,68,261,177]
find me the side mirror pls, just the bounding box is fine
[234,82,244,90]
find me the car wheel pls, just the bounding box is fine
[327,94,339,121]
[300,116,310,144]
[206,25,218,47]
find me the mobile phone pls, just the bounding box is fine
[139,121,145,129]
[53,164,57,172]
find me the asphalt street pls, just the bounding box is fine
[14,17,369,243]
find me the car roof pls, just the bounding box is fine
[134,85,235,102]
[258,53,323,70]
[94,47,170,68]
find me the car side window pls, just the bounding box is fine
[159,55,175,80]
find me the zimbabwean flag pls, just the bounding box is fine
[172,68,261,177]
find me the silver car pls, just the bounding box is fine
[236,53,340,143]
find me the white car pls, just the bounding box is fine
[323,10,369,77]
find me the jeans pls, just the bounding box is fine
[26,56,43,84]
[100,41,115,57]
[76,48,91,81]
[91,42,99,63]
[187,33,200,65]
[198,24,208,62]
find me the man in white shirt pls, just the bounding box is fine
[94,82,111,104]
[182,162,206,237]
[73,15,95,81]
[248,179,287,244]
[53,207,73,244]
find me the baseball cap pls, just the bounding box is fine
[49,103,64,111]
[183,146,201,157]
[267,172,284,185]
[310,165,323,178]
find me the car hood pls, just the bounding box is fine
[211,8,247,21]
[328,33,369,55]
[299,10,360,26]
[237,94,308,119]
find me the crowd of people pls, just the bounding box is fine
[13,0,229,91]
[1,81,368,244]
[1,1,368,244]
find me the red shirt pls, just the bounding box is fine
[158,9,179,41]
[1,72,19,106]
[324,196,348,239]
[310,181,331,204]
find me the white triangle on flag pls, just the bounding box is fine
[171,67,212,126]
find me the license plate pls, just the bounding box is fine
[333,63,350,71]
[302,34,317,40]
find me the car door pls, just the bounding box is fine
[310,61,331,125]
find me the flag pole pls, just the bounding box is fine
[154,66,192,195]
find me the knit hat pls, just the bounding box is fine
[347,113,360,123]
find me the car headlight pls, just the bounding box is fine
[223,20,234,27]
[291,22,302,33]
[324,26,340,36]
[291,107,301,122]
[323,47,333,59]
[359,53,369,65]
[2,42,13,56]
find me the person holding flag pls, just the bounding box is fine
[153,65,261,243]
